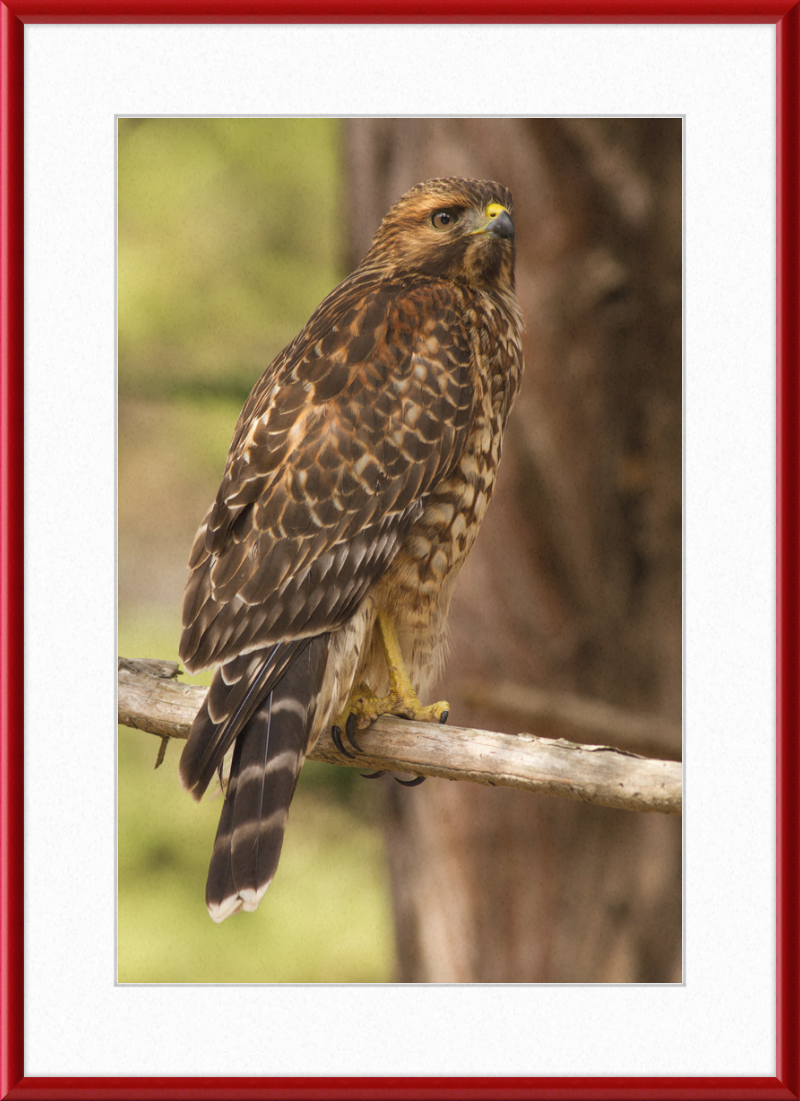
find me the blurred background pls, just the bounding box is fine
[118,117,682,984]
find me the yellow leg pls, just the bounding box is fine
[336,612,450,732]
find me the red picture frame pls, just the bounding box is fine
[1,5,798,1100]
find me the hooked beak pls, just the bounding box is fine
[471,202,515,241]
[486,209,515,240]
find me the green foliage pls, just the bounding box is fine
[118,119,395,982]
[118,118,344,400]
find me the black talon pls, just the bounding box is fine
[396,774,426,786]
[345,711,365,754]
[439,710,449,724]
[360,770,386,780]
[331,724,355,760]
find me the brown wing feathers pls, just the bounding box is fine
[179,284,474,675]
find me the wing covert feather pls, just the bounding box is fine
[180,280,475,672]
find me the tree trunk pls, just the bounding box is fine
[345,118,683,983]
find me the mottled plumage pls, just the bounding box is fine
[179,177,524,921]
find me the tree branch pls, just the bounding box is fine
[118,657,682,816]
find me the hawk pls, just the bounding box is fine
[179,177,524,922]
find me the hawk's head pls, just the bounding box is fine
[362,177,517,293]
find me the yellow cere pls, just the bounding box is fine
[486,203,507,219]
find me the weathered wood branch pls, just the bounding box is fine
[118,657,682,816]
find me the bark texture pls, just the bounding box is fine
[345,118,683,983]
[119,657,683,814]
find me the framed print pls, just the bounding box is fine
[1,6,798,1101]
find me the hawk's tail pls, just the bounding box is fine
[183,636,330,923]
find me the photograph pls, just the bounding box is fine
[3,7,797,1092]
[117,116,683,985]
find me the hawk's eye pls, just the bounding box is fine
[431,210,458,231]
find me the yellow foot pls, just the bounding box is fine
[339,680,449,733]
[330,612,450,758]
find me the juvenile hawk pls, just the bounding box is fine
[179,177,524,921]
